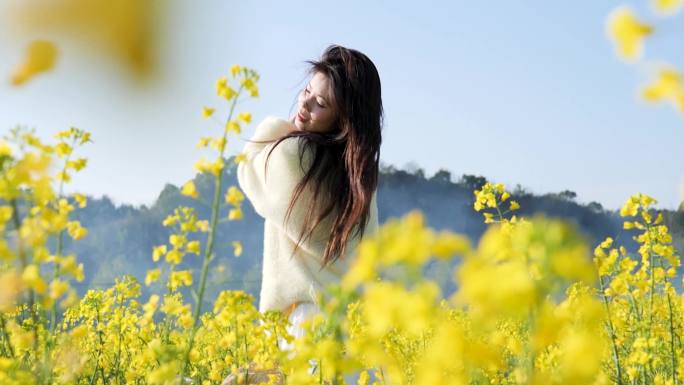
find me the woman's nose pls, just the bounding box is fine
[301,96,312,111]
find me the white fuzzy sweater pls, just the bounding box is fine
[236,116,379,313]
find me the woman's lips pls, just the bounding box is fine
[297,112,308,122]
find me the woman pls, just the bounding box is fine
[233,44,383,381]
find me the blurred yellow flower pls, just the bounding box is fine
[218,84,237,100]
[0,271,23,312]
[165,249,182,265]
[169,270,193,290]
[22,264,47,294]
[224,186,244,206]
[55,142,73,157]
[152,245,167,262]
[652,0,684,15]
[230,64,241,77]
[209,158,224,176]
[169,234,185,248]
[73,192,87,208]
[196,137,211,149]
[10,40,57,86]
[8,0,158,78]
[186,240,200,254]
[147,361,179,385]
[202,107,215,119]
[238,112,252,123]
[234,153,246,165]
[228,208,243,220]
[66,220,87,240]
[606,6,653,60]
[641,66,684,112]
[48,279,69,300]
[144,268,161,286]
[225,120,241,135]
[431,231,471,260]
[0,141,12,157]
[232,241,242,257]
[181,180,199,199]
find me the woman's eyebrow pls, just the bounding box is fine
[307,84,329,105]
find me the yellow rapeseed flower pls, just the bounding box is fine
[0,271,23,312]
[194,156,211,174]
[228,208,243,220]
[66,221,88,240]
[219,84,237,100]
[48,279,69,300]
[145,268,161,286]
[55,142,72,157]
[11,40,57,86]
[224,186,244,206]
[22,264,47,294]
[606,6,654,60]
[225,120,241,135]
[197,220,209,232]
[186,240,200,254]
[152,245,167,262]
[216,76,228,92]
[169,234,185,248]
[66,158,87,171]
[232,241,242,257]
[73,193,87,208]
[230,64,241,77]
[238,112,252,123]
[147,361,179,385]
[165,249,183,265]
[209,158,224,176]
[210,137,226,151]
[642,66,682,101]
[202,106,215,119]
[234,153,246,165]
[652,0,684,15]
[169,270,193,290]
[181,180,199,199]
[0,140,12,157]
[431,231,471,260]
[196,136,211,149]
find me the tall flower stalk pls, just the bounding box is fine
[178,65,260,382]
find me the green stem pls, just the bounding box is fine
[179,83,244,381]
[597,272,624,385]
[49,139,73,334]
[0,314,15,358]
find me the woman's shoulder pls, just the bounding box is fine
[257,117,312,169]
[258,115,295,133]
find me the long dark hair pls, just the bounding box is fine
[262,44,383,269]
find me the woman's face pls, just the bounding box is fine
[292,72,338,133]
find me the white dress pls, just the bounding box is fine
[277,302,362,383]
[275,302,321,377]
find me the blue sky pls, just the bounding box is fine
[1,0,682,211]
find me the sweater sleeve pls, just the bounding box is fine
[236,116,329,257]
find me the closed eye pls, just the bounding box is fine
[305,87,325,108]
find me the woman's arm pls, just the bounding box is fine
[236,116,328,256]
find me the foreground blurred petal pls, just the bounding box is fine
[6,0,158,79]
[10,40,57,86]
[606,6,653,61]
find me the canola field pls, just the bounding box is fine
[2,1,684,384]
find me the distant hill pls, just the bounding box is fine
[62,156,684,305]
